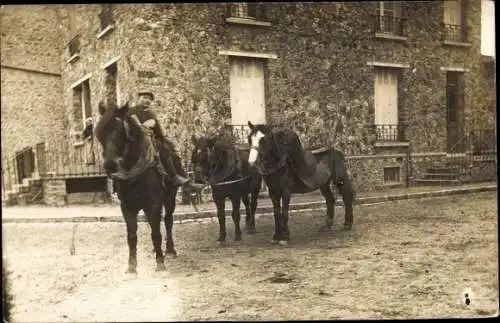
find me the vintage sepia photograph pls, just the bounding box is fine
[1,1,497,321]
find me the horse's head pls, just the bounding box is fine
[247,121,274,166]
[94,101,144,175]
[190,135,216,182]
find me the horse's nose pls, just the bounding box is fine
[103,159,118,173]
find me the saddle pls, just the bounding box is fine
[274,128,331,191]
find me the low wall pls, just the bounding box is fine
[346,154,408,193]
[42,177,110,206]
[38,152,496,206]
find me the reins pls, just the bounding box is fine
[109,118,158,181]
[194,144,250,187]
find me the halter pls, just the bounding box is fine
[252,131,287,176]
[194,143,249,187]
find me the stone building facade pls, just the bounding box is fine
[1,5,65,161]
[56,2,494,155]
[1,2,496,201]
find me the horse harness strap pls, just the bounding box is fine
[110,128,159,181]
[209,175,251,187]
[257,155,287,176]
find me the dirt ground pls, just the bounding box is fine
[2,192,499,321]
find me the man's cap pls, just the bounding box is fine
[138,90,154,100]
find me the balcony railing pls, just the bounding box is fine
[228,3,268,21]
[373,124,407,142]
[443,23,467,42]
[68,34,81,57]
[231,124,251,146]
[374,15,406,37]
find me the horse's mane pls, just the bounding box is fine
[195,134,240,183]
[95,103,156,180]
[95,103,145,144]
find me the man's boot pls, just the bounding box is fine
[163,155,191,187]
[171,155,205,193]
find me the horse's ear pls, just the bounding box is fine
[191,135,198,146]
[98,101,106,115]
[248,121,255,130]
[117,101,130,116]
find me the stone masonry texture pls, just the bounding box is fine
[1,5,65,163]
[55,2,494,158]
[1,3,496,199]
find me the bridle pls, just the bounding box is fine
[106,115,158,181]
[250,131,287,176]
[193,144,249,187]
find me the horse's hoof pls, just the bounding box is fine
[271,239,278,244]
[246,227,257,234]
[126,268,137,274]
[278,240,289,246]
[218,240,227,247]
[235,236,242,242]
[156,263,166,272]
[165,249,177,257]
[344,224,353,231]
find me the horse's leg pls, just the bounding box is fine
[214,193,227,243]
[145,204,165,271]
[242,193,251,232]
[279,190,291,245]
[121,205,139,274]
[319,182,336,231]
[230,195,242,241]
[269,190,281,244]
[337,178,354,230]
[248,185,259,234]
[164,187,177,256]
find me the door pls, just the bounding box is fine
[374,68,399,141]
[229,56,266,142]
[446,71,465,152]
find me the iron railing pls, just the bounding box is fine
[68,34,81,57]
[374,15,406,37]
[447,128,497,179]
[443,23,467,42]
[373,124,407,142]
[39,140,106,178]
[231,124,251,146]
[228,3,268,21]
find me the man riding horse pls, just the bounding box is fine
[130,90,204,192]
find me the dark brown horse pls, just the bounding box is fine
[247,122,354,245]
[191,135,262,243]
[95,102,177,273]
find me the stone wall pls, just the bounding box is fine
[346,154,409,193]
[42,179,67,206]
[1,5,65,160]
[54,2,494,189]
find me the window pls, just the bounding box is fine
[72,79,92,130]
[104,62,118,107]
[443,0,466,42]
[374,67,404,141]
[97,4,115,39]
[375,1,404,36]
[68,34,81,57]
[228,3,268,21]
[229,56,266,144]
[99,4,114,30]
[384,167,401,184]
